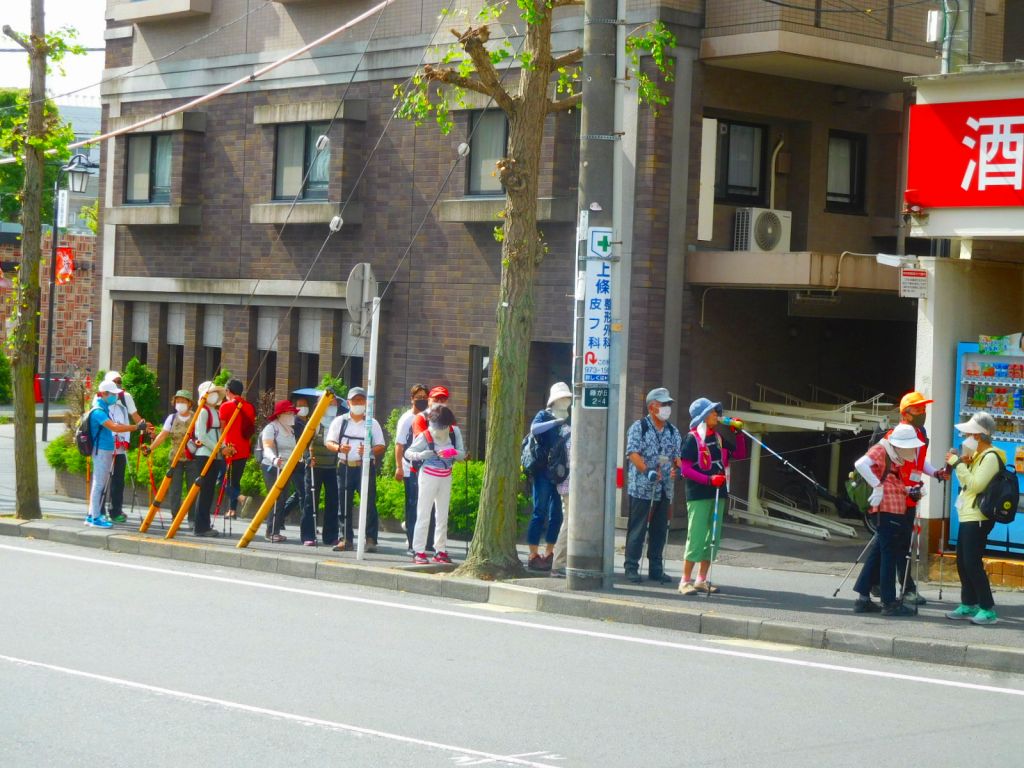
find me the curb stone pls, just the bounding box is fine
[3,518,1024,677]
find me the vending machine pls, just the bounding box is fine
[950,341,1024,554]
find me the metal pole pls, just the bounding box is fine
[356,296,381,561]
[567,0,617,592]
[41,170,62,442]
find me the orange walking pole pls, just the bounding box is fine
[166,405,242,539]
[238,391,335,548]
[139,394,208,532]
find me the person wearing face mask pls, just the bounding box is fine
[677,397,746,594]
[395,384,435,554]
[145,390,197,523]
[850,423,925,616]
[260,400,302,543]
[218,379,257,519]
[412,386,452,437]
[286,394,312,526]
[945,412,1003,626]
[866,391,948,606]
[300,392,346,546]
[525,382,573,571]
[94,370,144,524]
[405,406,466,564]
[86,380,148,528]
[326,387,386,552]
[191,381,227,537]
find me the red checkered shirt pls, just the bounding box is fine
[865,443,908,515]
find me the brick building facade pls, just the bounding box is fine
[96,0,1019,475]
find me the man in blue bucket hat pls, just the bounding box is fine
[624,387,683,584]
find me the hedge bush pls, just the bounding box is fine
[0,349,12,404]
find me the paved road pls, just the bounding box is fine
[2,538,1023,767]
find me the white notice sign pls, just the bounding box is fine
[582,227,613,385]
[899,268,928,299]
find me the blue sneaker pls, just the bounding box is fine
[84,516,95,527]
[92,516,113,529]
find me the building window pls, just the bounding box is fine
[130,301,150,364]
[467,345,489,460]
[715,120,767,204]
[467,110,508,195]
[202,305,223,380]
[126,134,172,204]
[274,122,330,200]
[826,131,867,214]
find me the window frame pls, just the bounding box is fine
[466,109,509,196]
[825,130,868,215]
[273,122,330,201]
[714,119,769,206]
[124,133,172,205]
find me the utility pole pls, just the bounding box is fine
[567,0,617,590]
[3,2,47,520]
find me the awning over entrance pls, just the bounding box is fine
[685,250,899,293]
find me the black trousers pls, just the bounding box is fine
[106,453,127,517]
[261,464,300,537]
[869,506,918,593]
[624,494,670,577]
[338,463,378,545]
[956,519,997,610]
[194,457,224,534]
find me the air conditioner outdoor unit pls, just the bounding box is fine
[734,207,792,253]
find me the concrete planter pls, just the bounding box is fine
[54,470,88,500]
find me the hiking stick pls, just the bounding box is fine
[899,517,918,614]
[128,445,143,523]
[639,493,656,580]
[938,476,950,600]
[464,452,470,559]
[95,451,119,522]
[215,459,231,533]
[706,485,721,600]
[832,533,877,597]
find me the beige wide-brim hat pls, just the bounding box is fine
[547,381,572,406]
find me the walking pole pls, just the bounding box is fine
[832,532,878,597]
[215,458,232,534]
[464,452,470,559]
[95,450,119,523]
[128,442,143,523]
[639,492,656,580]
[938,476,951,600]
[706,484,721,600]
[140,393,208,532]
[899,519,919,615]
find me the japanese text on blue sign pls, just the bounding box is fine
[582,227,613,384]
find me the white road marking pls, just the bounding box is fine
[3,541,1024,698]
[0,653,560,768]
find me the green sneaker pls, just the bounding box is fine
[112,514,127,524]
[970,608,998,625]
[945,604,980,621]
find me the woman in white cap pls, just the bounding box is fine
[525,382,572,571]
[945,412,1003,625]
[850,423,924,616]
[190,381,227,537]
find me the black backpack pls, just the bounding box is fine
[74,407,101,457]
[975,451,1020,525]
[546,428,569,484]
[520,432,543,476]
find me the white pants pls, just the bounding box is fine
[553,493,569,570]
[413,471,451,554]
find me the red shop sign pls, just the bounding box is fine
[906,98,1024,209]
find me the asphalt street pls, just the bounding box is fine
[2,538,1023,767]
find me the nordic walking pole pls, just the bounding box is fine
[167,404,242,539]
[238,391,334,548]
[938,474,951,600]
[140,393,208,532]
[832,532,877,597]
[464,452,470,559]
[128,441,143,522]
[215,458,232,534]
[706,485,721,600]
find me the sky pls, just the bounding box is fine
[1,0,107,104]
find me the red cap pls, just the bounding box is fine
[271,399,299,420]
[429,386,450,400]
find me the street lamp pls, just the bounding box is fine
[42,153,98,442]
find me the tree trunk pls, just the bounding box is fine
[9,0,47,520]
[455,14,554,580]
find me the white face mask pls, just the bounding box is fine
[550,397,571,418]
[324,406,338,421]
[206,392,220,406]
[962,436,979,455]
[279,414,296,427]
[657,406,672,421]
[175,403,188,415]
[297,407,309,418]
[350,404,366,416]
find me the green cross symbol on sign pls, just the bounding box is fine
[597,234,611,253]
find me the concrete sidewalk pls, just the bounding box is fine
[3,504,1023,677]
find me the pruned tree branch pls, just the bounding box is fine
[2,25,32,53]
[551,47,582,70]
[547,93,581,113]
[452,25,515,113]
[423,64,496,99]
